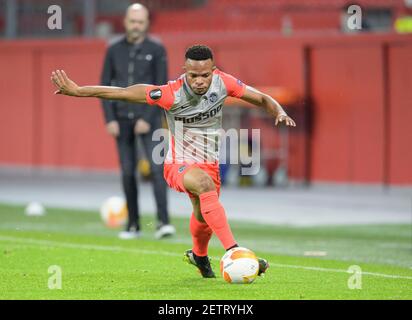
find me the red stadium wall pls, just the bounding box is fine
[309,44,386,183]
[388,45,412,185]
[0,40,118,170]
[0,33,411,185]
[305,36,412,185]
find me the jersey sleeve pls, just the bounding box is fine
[217,70,246,98]
[145,82,175,110]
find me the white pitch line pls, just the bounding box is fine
[1,235,412,281]
[268,263,412,280]
[0,235,180,257]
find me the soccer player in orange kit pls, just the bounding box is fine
[51,45,296,278]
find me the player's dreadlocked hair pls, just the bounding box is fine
[185,45,214,61]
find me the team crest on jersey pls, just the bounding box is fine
[149,89,162,100]
[209,92,218,103]
[178,165,186,173]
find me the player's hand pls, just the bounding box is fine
[134,119,151,134]
[51,70,79,96]
[106,121,120,138]
[275,114,296,127]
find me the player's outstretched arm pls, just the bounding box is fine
[240,86,296,127]
[50,69,148,103]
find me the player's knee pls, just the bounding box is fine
[197,176,215,194]
[184,170,215,196]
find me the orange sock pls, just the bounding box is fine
[190,213,213,257]
[199,190,237,250]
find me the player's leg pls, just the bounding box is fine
[190,197,213,256]
[183,167,238,251]
[185,196,215,278]
[184,167,269,277]
[116,120,140,238]
[163,162,269,277]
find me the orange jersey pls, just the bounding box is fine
[145,69,246,164]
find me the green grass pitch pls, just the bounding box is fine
[0,203,411,299]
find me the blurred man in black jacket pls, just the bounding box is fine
[101,3,174,239]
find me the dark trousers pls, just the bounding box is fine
[116,118,169,230]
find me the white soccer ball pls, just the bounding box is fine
[25,202,46,216]
[220,247,259,284]
[100,196,128,228]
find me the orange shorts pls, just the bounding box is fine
[163,162,221,198]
